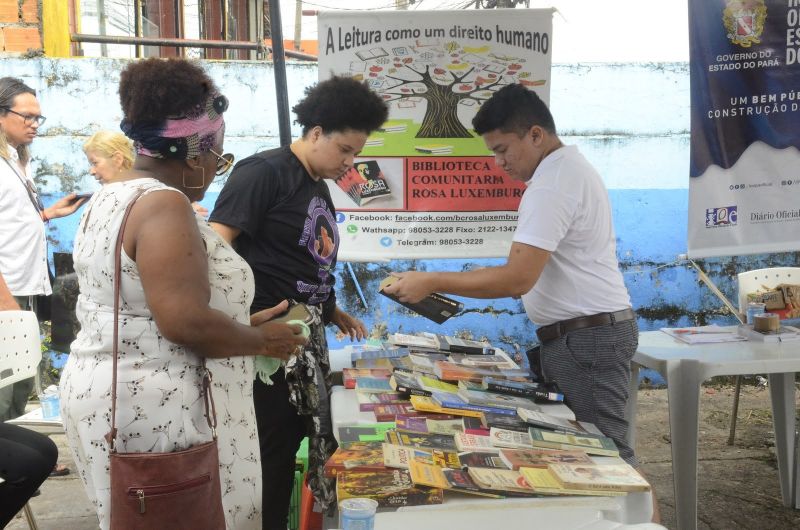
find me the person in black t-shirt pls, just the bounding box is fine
[210,76,388,530]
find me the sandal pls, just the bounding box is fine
[49,464,70,477]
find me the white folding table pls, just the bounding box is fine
[330,386,659,529]
[625,330,800,530]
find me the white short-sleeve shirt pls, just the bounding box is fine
[513,145,630,325]
[0,147,50,296]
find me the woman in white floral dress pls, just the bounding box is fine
[60,58,307,530]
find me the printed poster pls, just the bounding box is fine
[689,0,800,258]
[318,9,553,260]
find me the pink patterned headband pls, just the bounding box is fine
[120,93,228,160]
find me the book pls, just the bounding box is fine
[324,441,386,478]
[379,277,463,324]
[389,371,432,397]
[395,412,461,434]
[435,335,495,355]
[547,463,651,492]
[482,377,565,403]
[353,357,394,369]
[338,423,397,443]
[378,121,408,133]
[356,391,408,411]
[462,416,490,436]
[373,403,418,422]
[466,467,536,495]
[479,411,530,432]
[457,387,540,411]
[457,451,509,469]
[737,324,800,342]
[388,333,440,349]
[336,469,444,507]
[355,377,394,393]
[343,368,391,389]
[488,427,534,450]
[384,429,458,451]
[431,391,518,416]
[408,460,503,498]
[527,427,619,457]
[417,375,459,394]
[449,353,515,369]
[434,361,530,383]
[350,343,409,362]
[498,448,593,470]
[409,395,484,418]
[515,408,602,436]
[518,466,625,497]
[336,161,392,206]
[414,144,454,154]
[454,432,501,453]
[382,442,460,469]
[355,47,388,61]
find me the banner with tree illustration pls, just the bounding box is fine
[318,9,553,261]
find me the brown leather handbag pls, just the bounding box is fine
[106,190,225,530]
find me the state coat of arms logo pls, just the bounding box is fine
[723,0,767,47]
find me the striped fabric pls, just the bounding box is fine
[540,318,639,465]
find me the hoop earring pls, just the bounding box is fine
[182,165,205,189]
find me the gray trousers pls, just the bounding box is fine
[0,295,37,422]
[540,318,639,465]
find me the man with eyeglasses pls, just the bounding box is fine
[0,77,88,427]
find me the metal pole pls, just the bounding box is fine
[97,0,108,57]
[134,0,142,58]
[268,1,293,146]
[294,0,302,51]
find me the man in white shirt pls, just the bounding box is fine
[0,77,86,422]
[383,83,639,465]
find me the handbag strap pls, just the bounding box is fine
[106,188,217,453]
[1,156,45,217]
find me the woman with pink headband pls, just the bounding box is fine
[60,58,307,530]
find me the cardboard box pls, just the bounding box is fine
[746,289,786,310]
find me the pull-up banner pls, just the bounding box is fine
[318,9,553,261]
[688,0,800,258]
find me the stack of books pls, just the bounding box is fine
[328,331,651,504]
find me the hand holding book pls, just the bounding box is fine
[380,275,463,324]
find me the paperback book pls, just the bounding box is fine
[336,160,392,206]
[457,451,509,469]
[547,463,651,492]
[516,408,603,436]
[457,387,540,411]
[382,442,460,469]
[389,371,432,397]
[527,427,619,457]
[482,376,565,403]
[409,395,484,418]
[324,441,386,478]
[488,427,534,450]
[461,416,490,436]
[408,460,503,498]
[518,467,625,497]
[498,448,593,470]
[384,429,458,451]
[466,467,536,495]
[479,411,530,432]
[435,335,495,355]
[431,391,518,416]
[336,469,444,507]
[454,432,501,453]
[380,276,464,324]
[338,423,397,443]
[343,368,391,389]
[372,403,418,422]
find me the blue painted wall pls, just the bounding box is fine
[7,58,798,385]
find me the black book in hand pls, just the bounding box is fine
[379,276,463,324]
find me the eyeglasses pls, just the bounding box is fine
[209,149,234,175]
[2,107,46,126]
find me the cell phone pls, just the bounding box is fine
[272,302,313,325]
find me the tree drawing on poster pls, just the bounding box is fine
[350,40,545,139]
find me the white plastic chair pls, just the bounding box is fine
[0,310,43,530]
[729,267,800,444]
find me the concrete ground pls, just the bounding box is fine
[6,383,800,530]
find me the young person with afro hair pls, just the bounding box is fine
[210,76,388,529]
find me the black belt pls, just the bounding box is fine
[535,308,636,344]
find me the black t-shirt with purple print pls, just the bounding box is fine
[209,145,338,321]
